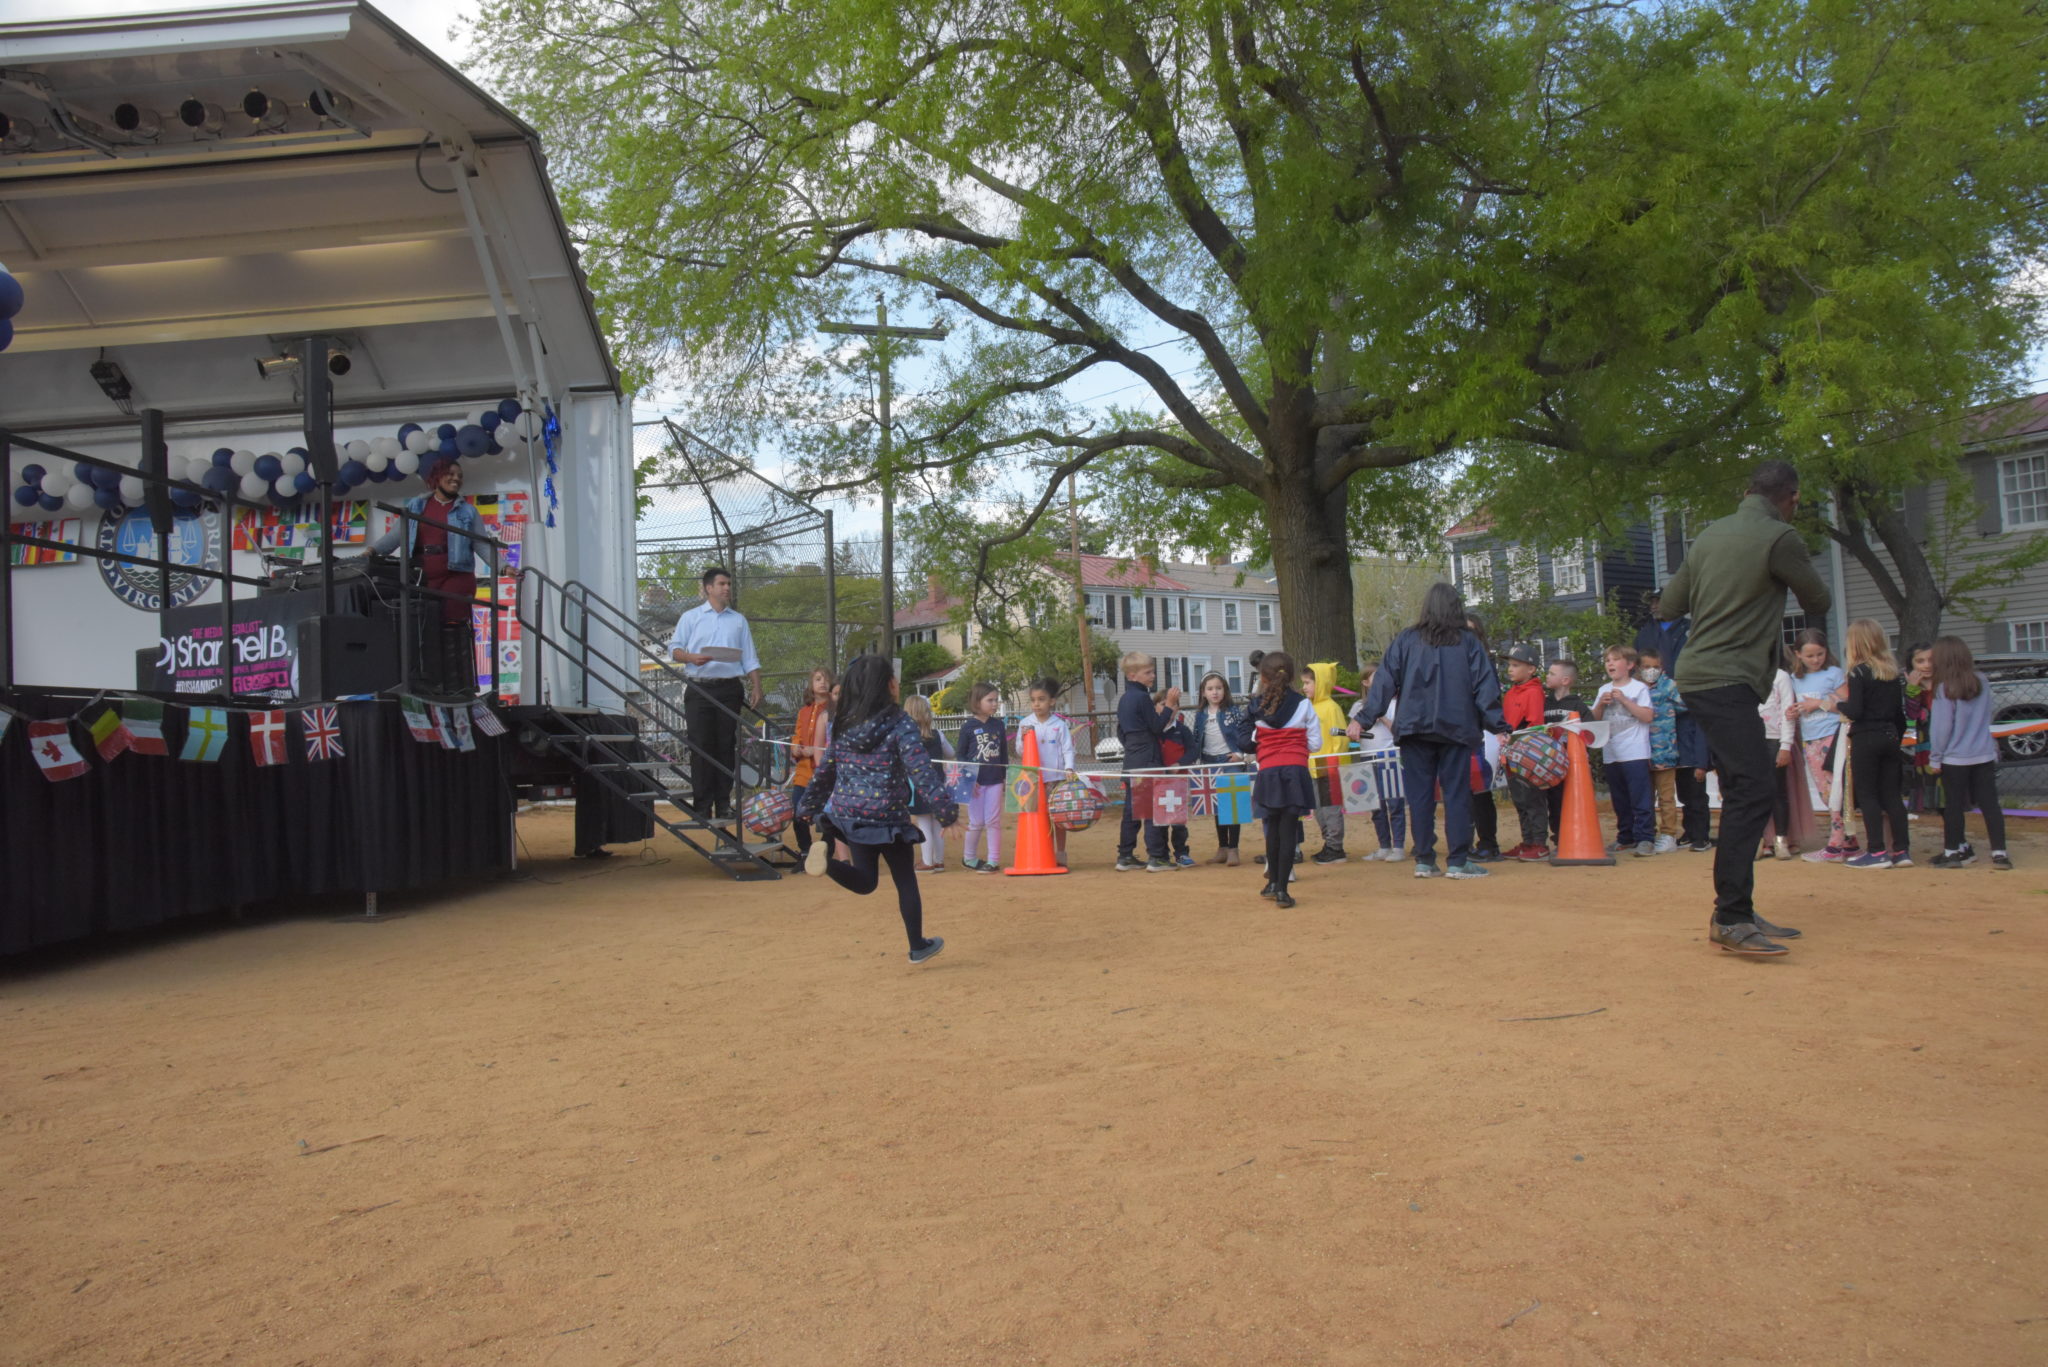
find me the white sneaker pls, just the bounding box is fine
[1653,834,1678,854]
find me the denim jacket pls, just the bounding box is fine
[1190,703,1253,758]
[370,495,487,575]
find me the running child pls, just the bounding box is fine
[1927,636,2013,870]
[902,693,953,873]
[799,654,955,964]
[1840,618,1911,868]
[1592,644,1655,856]
[1247,651,1320,907]
[1018,679,1077,868]
[955,682,1008,873]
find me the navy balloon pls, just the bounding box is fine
[201,466,235,493]
[0,270,21,320]
[94,487,121,510]
[293,472,316,493]
[11,485,36,508]
[479,410,502,431]
[170,487,201,510]
[436,424,457,441]
[0,317,12,353]
[74,463,95,485]
[496,398,522,423]
[438,438,459,458]
[20,463,45,486]
[92,465,121,490]
[212,447,235,467]
[38,494,61,512]
[455,424,489,457]
[254,454,282,481]
[339,460,367,487]
[485,437,504,456]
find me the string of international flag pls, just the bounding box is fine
[0,693,507,784]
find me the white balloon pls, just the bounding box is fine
[274,475,298,498]
[66,482,96,510]
[341,439,371,462]
[393,451,420,476]
[366,452,390,473]
[119,475,145,504]
[239,471,270,499]
[404,429,433,454]
[40,471,71,497]
[184,456,212,483]
[278,450,306,477]
[370,436,401,461]
[230,449,257,476]
[511,409,542,442]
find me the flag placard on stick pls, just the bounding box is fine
[1213,771,1254,826]
[1337,761,1381,814]
[1148,776,1190,826]
[1002,762,1041,815]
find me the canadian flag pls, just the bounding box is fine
[248,710,289,767]
[29,720,89,782]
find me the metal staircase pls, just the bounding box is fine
[517,569,796,880]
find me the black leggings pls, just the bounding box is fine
[824,831,929,950]
[1941,761,2007,853]
[1263,814,1301,889]
[1850,727,1910,853]
[791,817,813,855]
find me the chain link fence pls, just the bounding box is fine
[634,420,881,720]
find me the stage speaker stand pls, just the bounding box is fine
[296,613,400,698]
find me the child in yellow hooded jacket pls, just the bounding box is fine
[1305,662,1353,862]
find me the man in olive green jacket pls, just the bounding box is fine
[1658,460,1832,956]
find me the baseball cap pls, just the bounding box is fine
[1505,644,1539,666]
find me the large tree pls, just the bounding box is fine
[472,0,2047,663]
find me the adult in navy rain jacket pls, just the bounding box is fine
[1359,582,1504,875]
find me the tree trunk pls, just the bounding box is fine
[1262,466,1359,665]
[1829,490,1946,649]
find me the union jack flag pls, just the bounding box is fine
[1188,771,1218,817]
[301,706,345,761]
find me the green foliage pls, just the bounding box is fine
[472,0,2048,661]
[898,639,955,682]
[1480,591,1635,666]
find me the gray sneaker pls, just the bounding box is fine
[1414,861,1443,879]
[1146,859,1174,872]
[1634,840,1656,858]
[1446,861,1491,879]
[909,936,945,964]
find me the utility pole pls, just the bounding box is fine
[1067,471,1098,715]
[819,300,947,667]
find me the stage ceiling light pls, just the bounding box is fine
[0,111,35,153]
[242,89,289,133]
[255,353,301,381]
[307,87,368,136]
[177,98,224,136]
[112,102,160,141]
[89,358,134,410]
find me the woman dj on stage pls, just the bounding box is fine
[372,457,488,690]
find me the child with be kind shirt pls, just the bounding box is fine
[1592,644,1657,857]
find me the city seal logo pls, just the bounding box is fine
[97,507,223,611]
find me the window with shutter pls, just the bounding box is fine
[2010,619,2048,652]
[2000,455,2048,531]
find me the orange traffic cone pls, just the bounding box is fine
[1004,728,1068,877]
[1548,724,1615,866]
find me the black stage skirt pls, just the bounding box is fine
[1251,764,1317,818]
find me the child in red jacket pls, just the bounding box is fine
[1500,644,1551,860]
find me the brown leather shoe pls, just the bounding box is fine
[1708,918,1788,957]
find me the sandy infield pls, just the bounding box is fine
[3,804,2044,1366]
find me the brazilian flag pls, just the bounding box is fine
[1002,762,1041,815]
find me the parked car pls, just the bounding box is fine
[1975,655,2048,763]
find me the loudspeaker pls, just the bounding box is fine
[295,612,399,699]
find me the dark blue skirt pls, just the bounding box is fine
[1251,764,1316,818]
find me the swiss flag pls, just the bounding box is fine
[29,720,89,782]
[248,710,289,767]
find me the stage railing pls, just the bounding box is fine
[0,411,516,705]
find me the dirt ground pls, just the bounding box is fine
[3,802,2045,1367]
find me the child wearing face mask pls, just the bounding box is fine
[1640,648,1682,853]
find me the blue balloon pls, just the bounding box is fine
[91,465,120,490]
[496,398,522,423]
[0,317,12,353]
[212,447,235,467]
[254,454,282,481]
[438,438,459,457]
[455,424,489,457]
[479,410,502,431]
[485,437,504,455]
[339,460,367,487]
[436,424,457,441]
[293,472,316,493]
[20,463,45,486]
[11,485,36,507]
[396,423,421,444]
[0,271,22,321]
[288,446,309,459]
[74,463,95,485]
[170,487,201,510]
[37,494,61,512]
[201,466,235,493]
[94,487,121,510]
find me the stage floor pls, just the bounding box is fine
[1,806,2043,1365]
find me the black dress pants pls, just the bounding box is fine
[684,678,745,816]
[1682,684,1774,924]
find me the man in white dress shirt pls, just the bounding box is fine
[668,566,763,819]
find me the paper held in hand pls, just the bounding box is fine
[698,646,745,663]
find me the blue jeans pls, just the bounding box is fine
[1606,758,1654,844]
[1399,738,1472,868]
